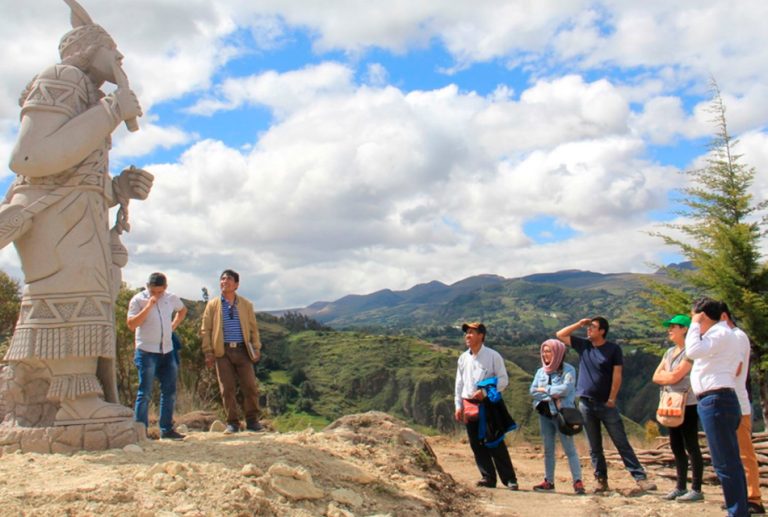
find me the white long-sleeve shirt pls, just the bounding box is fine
[454,344,509,409]
[733,326,752,416]
[685,320,740,395]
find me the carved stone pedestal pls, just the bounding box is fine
[0,419,146,455]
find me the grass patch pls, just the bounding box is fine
[269,370,291,384]
[271,411,330,432]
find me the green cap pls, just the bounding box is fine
[662,314,691,327]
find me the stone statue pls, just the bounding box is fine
[0,0,152,431]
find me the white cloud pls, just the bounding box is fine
[1,0,767,310]
[187,62,354,117]
[111,121,196,162]
[107,71,690,306]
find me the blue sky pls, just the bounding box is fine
[0,0,767,309]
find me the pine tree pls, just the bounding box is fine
[651,82,768,424]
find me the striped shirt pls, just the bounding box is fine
[221,295,245,343]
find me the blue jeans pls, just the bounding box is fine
[579,398,646,480]
[539,414,582,483]
[134,349,178,434]
[697,390,747,517]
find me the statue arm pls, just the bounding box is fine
[9,105,119,178]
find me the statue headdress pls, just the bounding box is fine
[58,0,115,63]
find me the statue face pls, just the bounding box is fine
[88,45,123,85]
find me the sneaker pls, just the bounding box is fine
[573,480,586,495]
[245,421,264,432]
[475,478,496,488]
[676,490,704,503]
[635,479,657,492]
[593,478,609,494]
[749,502,767,514]
[533,479,555,492]
[160,429,186,440]
[662,488,687,500]
[224,423,240,434]
[506,481,519,491]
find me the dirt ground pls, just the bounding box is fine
[0,414,738,516]
[429,432,730,517]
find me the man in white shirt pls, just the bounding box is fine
[686,297,747,517]
[723,305,765,514]
[454,322,518,490]
[127,272,187,439]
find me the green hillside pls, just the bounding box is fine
[263,269,690,432]
[258,327,538,436]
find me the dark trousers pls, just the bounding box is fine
[215,345,260,425]
[668,404,704,491]
[580,398,646,481]
[466,419,516,486]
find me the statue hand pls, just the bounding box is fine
[112,87,143,122]
[115,166,153,201]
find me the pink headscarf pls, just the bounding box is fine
[541,339,566,374]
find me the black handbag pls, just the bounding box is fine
[555,406,584,436]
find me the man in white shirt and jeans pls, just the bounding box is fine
[454,322,518,490]
[686,297,747,517]
[127,272,187,439]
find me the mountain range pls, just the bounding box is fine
[272,268,685,349]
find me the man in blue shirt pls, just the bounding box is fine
[557,317,655,494]
[127,272,187,439]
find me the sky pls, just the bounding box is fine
[0,0,767,309]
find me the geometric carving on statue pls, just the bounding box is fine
[0,0,153,445]
[30,300,56,320]
[53,302,78,321]
[19,305,32,323]
[77,298,103,318]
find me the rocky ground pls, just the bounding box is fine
[0,412,740,516]
[431,431,733,517]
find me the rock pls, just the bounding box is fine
[330,488,363,508]
[151,472,172,490]
[268,463,311,481]
[334,462,376,484]
[326,502,355,517]
[209,420,226,433]
[166,478,187,493]
[147,463,167,476]
[241,463,262,477]
[270,475,324,500]
[123,444,143,453]
[176,424,189,434]
[268,464,324,500]
[173,503,198,514]
[164,461,187,476]
[397,428,423,447]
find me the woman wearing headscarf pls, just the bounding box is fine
[652,314,703,502]
[530,338,585,494]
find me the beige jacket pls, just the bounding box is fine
[201,295,261,361]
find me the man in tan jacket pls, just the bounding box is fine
[201,269,263,433]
